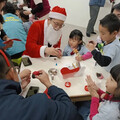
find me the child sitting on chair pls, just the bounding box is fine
[87,13,120,72]
[63,29,92,61]
[0,14,13,50]
[20,10,33,34]
[86,64,120,120]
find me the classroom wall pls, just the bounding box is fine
[49,0,120,31]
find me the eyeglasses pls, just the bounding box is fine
[52,20,65,29]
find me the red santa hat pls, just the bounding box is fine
[49,6,67,21]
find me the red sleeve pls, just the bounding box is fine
[89,97,99,120]
[81,52,92,60]
[25,21,44,58]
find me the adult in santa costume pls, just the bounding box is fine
[24,6,67,58]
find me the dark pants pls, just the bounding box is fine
[75,100,91,120]
[86,5,100,34]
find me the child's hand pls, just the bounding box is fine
[101,93,106,99]
[86,75,99,91]
[87,86,99,98]
[35,70,52,88]
[86,41,96,51]
[20,69,31,89]
[75,55,83,61]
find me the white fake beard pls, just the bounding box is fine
[46,24,62,45]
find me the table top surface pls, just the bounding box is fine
[20,56,110,99]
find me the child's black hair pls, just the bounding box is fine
[69,29,83,41]
[0,14,4,24]
[20,10,29,21]
[100,13,120,34]
[69,29,84,51]
[111,3,120,13]
[110,64,120,101]
[2,2,15,14]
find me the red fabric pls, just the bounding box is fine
[23,20,61,58]
[97,89,105,96]
[89,89,120,120]
[90,97,99,120]
[81,52,92,60]
[30,0,50,18]
[89,89,105,120]
[51,6,67,16]
[44,88,51,99]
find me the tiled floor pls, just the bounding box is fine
[61,23,98,51]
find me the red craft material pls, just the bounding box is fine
[61,67,80,75]
[84,85,88,91]
[65,82,71,87]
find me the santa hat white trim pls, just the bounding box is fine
[49,12,66,21]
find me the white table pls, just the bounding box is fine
[20,56,110,102]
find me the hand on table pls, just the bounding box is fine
[86,75,99,98]
[35,70,52,88]
[20,69,31,89]
[45,47,62,58]
[86,40,96,52]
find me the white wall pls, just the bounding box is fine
[49,0,120,31]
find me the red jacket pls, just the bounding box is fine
[23,20,61,58]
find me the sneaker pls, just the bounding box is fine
[91,32,96,34]
[86,33,90,37]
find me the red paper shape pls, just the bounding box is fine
[61,67,80,75]
[65,82,71,87]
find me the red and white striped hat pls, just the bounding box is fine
[49,6,67,21]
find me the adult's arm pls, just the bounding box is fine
[46,85,82,120]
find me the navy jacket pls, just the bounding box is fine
[89,0,106,7]
[0,79,82,120]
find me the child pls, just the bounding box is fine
[96,3,120,45]
[20,10,33,34]
[2,2,27,58]
[86,64,120,120]
[0,14,13,50]
[87,13,120,72]
[63,29,92,61]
